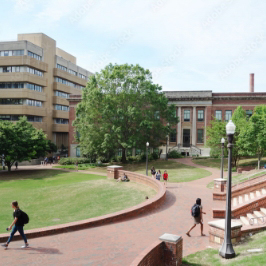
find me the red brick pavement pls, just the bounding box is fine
[0,158,224,265]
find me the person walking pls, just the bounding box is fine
[15,162,18,170]
[156,170,161,181]
[186,198,206,237]
[1,201,29,249]
[151,166,156,178]
[163,170,168,186]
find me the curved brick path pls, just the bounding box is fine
[0,159,224,265]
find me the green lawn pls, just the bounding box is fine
[56,160,212,183]
[193,157,266,169]
[0,170,156,233]
[183,230,266,265]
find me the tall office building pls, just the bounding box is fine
[0,33,92,155]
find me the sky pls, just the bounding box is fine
[1,0,266,92]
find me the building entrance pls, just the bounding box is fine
[183,129,190,147]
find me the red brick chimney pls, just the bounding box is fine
[250,73,254,93]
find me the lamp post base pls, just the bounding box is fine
[219,243,236,259]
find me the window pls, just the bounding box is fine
[0,66,43,76]
[197,129,204,144]
[26,99,42,107]
[55,77,81,89]
[198,110,204,122]
[78,73,86,79]
[68,69,77,76]
[57,64,67,72]
[54,91,69,98]
[225,110,232,122]
[0,83,24,89]
[76,147,81,157]
[0,99,23,105]
[0,50,24,56]
[154,111,160,120]
[184,110,190,122]
[54,118,69,124]
[27,51,42,61]
[246,110,252,119]
[27,116,43,122]
[26,83,43,92]
[215,110,222,121]
[170,129,177,142]
[54,105,69,111]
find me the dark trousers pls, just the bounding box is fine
[7,224,27,244]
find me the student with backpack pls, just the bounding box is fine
[151,166,156,178]
[186,198,206,237]
[1,201,29,249]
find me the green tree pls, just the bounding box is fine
[47,140,57,153]
[0,117,48,171]
[238,105,266,169]
[74,63,179,163]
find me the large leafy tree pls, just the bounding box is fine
[238,105,266,169]
[74,63,179,163]
[0,117,48,171]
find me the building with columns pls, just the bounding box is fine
[68,74,266,158]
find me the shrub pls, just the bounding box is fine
[110,156,122,163]
[168,150,182,159]
[59,157,91,165]
[151,152,159,160]
[210,147,220,158]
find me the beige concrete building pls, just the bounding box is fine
[0,33,92,155]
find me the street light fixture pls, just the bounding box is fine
[219,120,236,259]
[146,142,149,176]
[220,137,225,179]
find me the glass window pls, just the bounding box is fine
[76,147,81,157]
[170,129,177,142]
[184,110,190,122]
[197,129,204,144]
[246,110,252,119]
[225,110,232,122]
[215,110,222,121]
[28,51,42,61]
[197,110,204,122]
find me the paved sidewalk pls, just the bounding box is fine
[0,158,223,265]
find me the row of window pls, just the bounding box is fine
[54,90,70,98]
[0,66,44,77]
[55,77,84,89]
[0,98,42,107]
[0,82,43,92]
[0,50,24,56]
[28,51,42,61]
[0,115,43,122]
[169,129,204,144]
[54,104,69,111]
[54,118,69,124]
[56,64,87,80]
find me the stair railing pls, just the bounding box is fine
[249,215,266,226]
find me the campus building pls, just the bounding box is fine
[0,33,92,155]
[68,74,266,158]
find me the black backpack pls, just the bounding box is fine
[20,210,29,224]
[191,204,200,217]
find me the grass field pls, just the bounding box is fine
[0,170,156,233]
[183,230,266,265]
[193,157,266,169]
[55,160,212,183]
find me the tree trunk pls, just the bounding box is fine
[7,162,11,172]
[122,148,127,163]
[258,155,261,170]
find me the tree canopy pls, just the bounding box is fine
[74,63,179,163]
[0,117,49,171]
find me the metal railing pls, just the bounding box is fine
[249,215,266,226]
[190,144,201,155]
[232,170,266,187]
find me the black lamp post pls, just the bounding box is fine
[166,123,169,161]
[220,137,225,179]
[146,142,149,176]
[219,120,236,259]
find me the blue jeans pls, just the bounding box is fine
[7,224,27,244]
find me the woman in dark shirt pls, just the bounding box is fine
[1,201,29,249]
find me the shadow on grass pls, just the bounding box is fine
[182,260,201,266]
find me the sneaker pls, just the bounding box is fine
[1,243,8,248]
[21,243,29,248]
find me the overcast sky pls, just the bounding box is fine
[1,0,266,92]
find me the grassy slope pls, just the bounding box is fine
[56,160,212,183]
[183,230,266,266]
[0,170,156,233]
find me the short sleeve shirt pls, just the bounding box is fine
[13,209,24,226]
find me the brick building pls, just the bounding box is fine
[68,74,266,158]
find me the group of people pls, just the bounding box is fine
[150,166,168,185]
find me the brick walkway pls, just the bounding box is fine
[0,158,224,265]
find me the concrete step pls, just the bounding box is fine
[244,194,249,202]
[240,216,250,225]
[238,196,243,204]
[261,208,266,215]
[254,211,264,223]
[256,190,261,197]
[233,198,238,207]
[261,188,266,195]
[247,213,257,224]
[250,192,255,200]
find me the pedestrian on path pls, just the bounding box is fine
[156,170,161,181]
[163,170,168,186]
[15,162,18,170]
[186,198,206,237]
[151,166,156,178]
[1,201,29,249]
